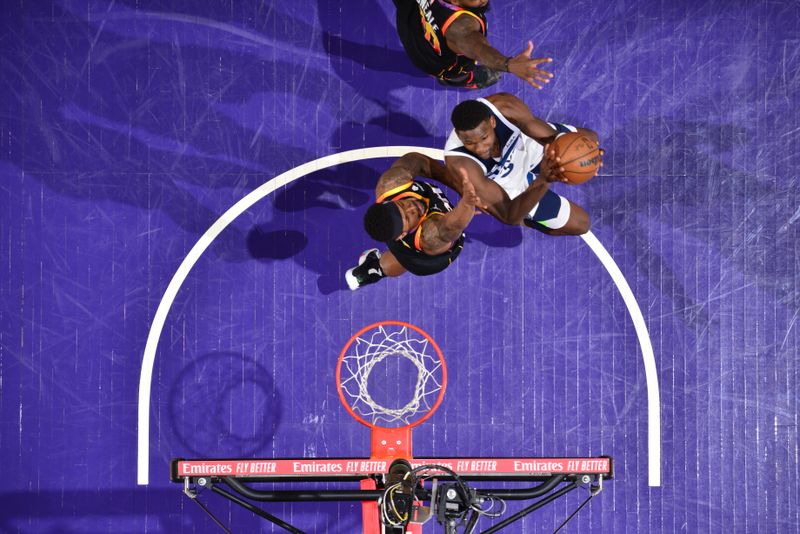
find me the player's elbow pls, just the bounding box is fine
[396,152,428,172]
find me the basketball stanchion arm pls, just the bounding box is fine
[209,484,305,534]
[222,476,384,502]
[477,474,564,500]
[218,472,579,502]
[173,459,611,533]
[480,482,579,534]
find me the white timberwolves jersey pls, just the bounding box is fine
[444,98,576,201]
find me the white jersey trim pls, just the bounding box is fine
[444,98,522,175]
[476,97,519,133]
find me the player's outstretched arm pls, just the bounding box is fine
[445,17,553,89]
[486,93,559,142]
[375,153,442,196]
[445,154,560,227]
[487,93,601,147]
[378,152,464,195]
[445,157,516,224]
[421,169,484,255]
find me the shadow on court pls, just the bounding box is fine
[0,489,364,533]
[168,352,281,458]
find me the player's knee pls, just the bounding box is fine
[567,204,591,235]
[575,213,591,234]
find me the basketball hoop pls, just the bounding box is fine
[173,324,613,534]
[336,321,447,459]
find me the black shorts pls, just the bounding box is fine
[388,234,465,276]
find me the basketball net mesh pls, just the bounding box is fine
[338,325,444,428]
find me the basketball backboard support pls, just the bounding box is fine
[172,456,613,533]
[171,322,613,532]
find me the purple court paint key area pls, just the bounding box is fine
[1,1,797,532]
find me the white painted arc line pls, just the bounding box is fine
[137,146,660,488]
[136,147,442,485]
[579,232,661,487]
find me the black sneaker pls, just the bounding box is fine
[437,65,502,89]
[469,65,502,89]
[345,249,385,290]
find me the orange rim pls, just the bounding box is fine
[335,320,447,430]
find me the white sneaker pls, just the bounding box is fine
[345,249,383,290]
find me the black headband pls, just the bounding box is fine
[382,201,405,240]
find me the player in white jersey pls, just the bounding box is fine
[444,92,600,235]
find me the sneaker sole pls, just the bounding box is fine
[344,268,359,290]
[345,249,381,290]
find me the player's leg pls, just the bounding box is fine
[345,249,407,290]
[378,251,407,277]
[523,190,590,236]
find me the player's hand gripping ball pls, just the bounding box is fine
[550,132,602,184]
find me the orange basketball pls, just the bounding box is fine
[550,132,602,184]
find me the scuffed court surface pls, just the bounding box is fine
[1,1,797,532]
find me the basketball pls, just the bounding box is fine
[550,132,602,184]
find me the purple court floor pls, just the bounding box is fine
[1,0,798,532]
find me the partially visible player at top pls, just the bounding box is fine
[345,153,483,290]
[444,92,601,235]
[392,0,554,89]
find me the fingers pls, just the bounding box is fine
[532,73,552,84]
[458,168,474,194]
[522,40,534,57]
[545,145,561,163]
[460,170,474,191]
[458,170,485,208]
[511,40,554,88]
[530,57,553,67]
[523,61,553,89]
[458,166,471,184]
[541,144,568,182]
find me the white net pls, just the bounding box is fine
[338,324,445,428]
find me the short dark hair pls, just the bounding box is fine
[451,100,492,131]
[364,202,404,242]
